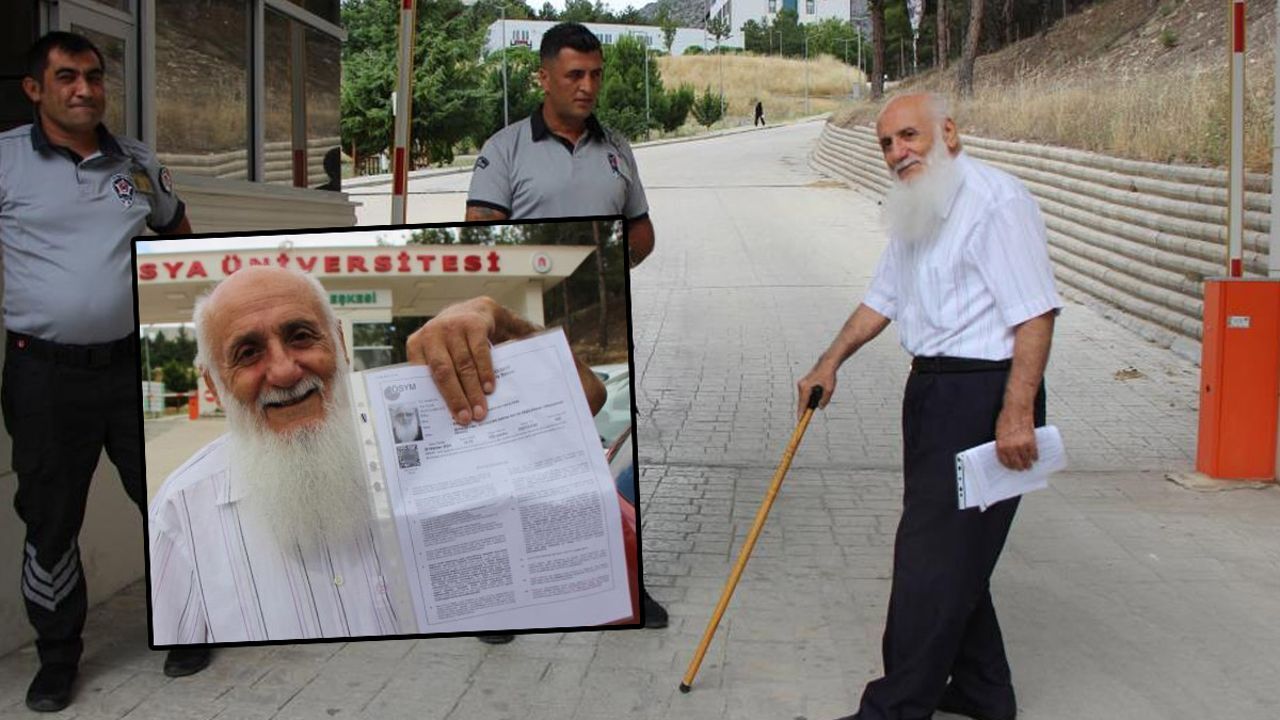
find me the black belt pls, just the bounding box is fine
[7,331,137,369]
[911,356,1012,374]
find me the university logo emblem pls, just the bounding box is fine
[110,174,136,208]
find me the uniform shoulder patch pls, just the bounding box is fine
[159,166,174,194]
[474,156,489,170]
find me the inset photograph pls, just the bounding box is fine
[136,218,643,647]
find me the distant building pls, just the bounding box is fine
[710,0,870,33]
[484,19,742,56]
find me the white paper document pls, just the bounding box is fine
[955,425,1067,511]
[349,329,632,634]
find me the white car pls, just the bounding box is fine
[592,364,633,448]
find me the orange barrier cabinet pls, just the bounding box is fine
[1196,279,1280,481]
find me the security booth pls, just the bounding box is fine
[134,243,597,415]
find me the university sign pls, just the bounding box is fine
[137,249,504,282]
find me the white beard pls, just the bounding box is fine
[882,139,962,244]
[219,363,369,551]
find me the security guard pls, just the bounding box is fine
[466,22,665,642]
[466,22,656,268]
[0,32,206,712]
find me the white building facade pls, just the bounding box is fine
[710,0,870,33]
[484,19,741,56]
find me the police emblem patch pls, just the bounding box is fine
[607,153,620,177]
[474,156,489,170]
[159,166,174,194]
[109,173,136,208]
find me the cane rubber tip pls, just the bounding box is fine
[679,683,691,693]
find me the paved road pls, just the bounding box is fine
[2,121,1278,720]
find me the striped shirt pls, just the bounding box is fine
[863,152,1063,359]
[148,435,403,644]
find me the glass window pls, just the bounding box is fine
[87,0,131,12]
[154,0,249,180]
[768,0,776,12]
[284,0,339,25]
[70,25,126,135]
[264,8,296,185]
[806,0,814,12]
[0,2,37,132]
[305,27,340,190]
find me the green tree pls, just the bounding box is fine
[560,0,600,22]
[482,45,542,137]
[742,19,767,54]
[706,15,730,51]
[690,86,724,127]
[537,2,558,20]
[340,0,496,166]
[653,84,694,132]
[658,7,679,53]
[597,36,666,139]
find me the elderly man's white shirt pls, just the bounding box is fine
[149,435,402,644]
[863,152,1063,359]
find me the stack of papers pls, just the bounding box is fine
[955,425,1067,511]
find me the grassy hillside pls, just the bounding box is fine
[657,53,867,124]
[833,0,1276,171]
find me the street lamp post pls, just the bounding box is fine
[500,3,508,127]
[803,26,809,115]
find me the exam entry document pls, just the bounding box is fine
[352,329,633,634]
[955,425,1068,511]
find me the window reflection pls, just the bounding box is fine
[285,0,340,25]
[264,8,297,185]
[305,28,341,190]
[71,25,125,136]
[154,0,248,180]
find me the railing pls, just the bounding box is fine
[810,122,1273,361]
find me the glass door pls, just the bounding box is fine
[52,0,137,139]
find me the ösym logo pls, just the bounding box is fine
[531,252,552,274]
[383,383,417,401]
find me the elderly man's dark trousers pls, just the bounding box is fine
[854,365,1046,720]
[2,333,143,667]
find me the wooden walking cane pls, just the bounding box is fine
[679,385,824,693]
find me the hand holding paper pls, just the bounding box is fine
[956,425,1067,511]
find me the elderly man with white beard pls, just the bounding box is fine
[148,266,605,644]
[797,93,1062,720]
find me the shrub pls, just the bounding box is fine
[690,86,724,127]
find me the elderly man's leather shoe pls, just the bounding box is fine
[163,647,212,677]
[641,590,669,629]
[937,688,1016,720]
[26,663,76,712]
[477,633,515,644]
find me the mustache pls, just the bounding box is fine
[893,156,922,176]
[257,374,324,409]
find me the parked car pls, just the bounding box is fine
[607,426,637,506]
[592,364,633,448]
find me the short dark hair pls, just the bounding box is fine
[539,22,602,64]
[26,31,106,83]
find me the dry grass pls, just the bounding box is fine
[832,68,1275,172]
[657,53,867,123]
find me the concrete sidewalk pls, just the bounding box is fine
[2,122,1278,720]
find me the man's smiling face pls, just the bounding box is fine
[202,268,340,436]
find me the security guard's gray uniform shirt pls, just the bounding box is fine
[0,122,185,344]
[467,107,649,221]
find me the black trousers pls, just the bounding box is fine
[855,364,1046,720]
[2,333,144,667]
